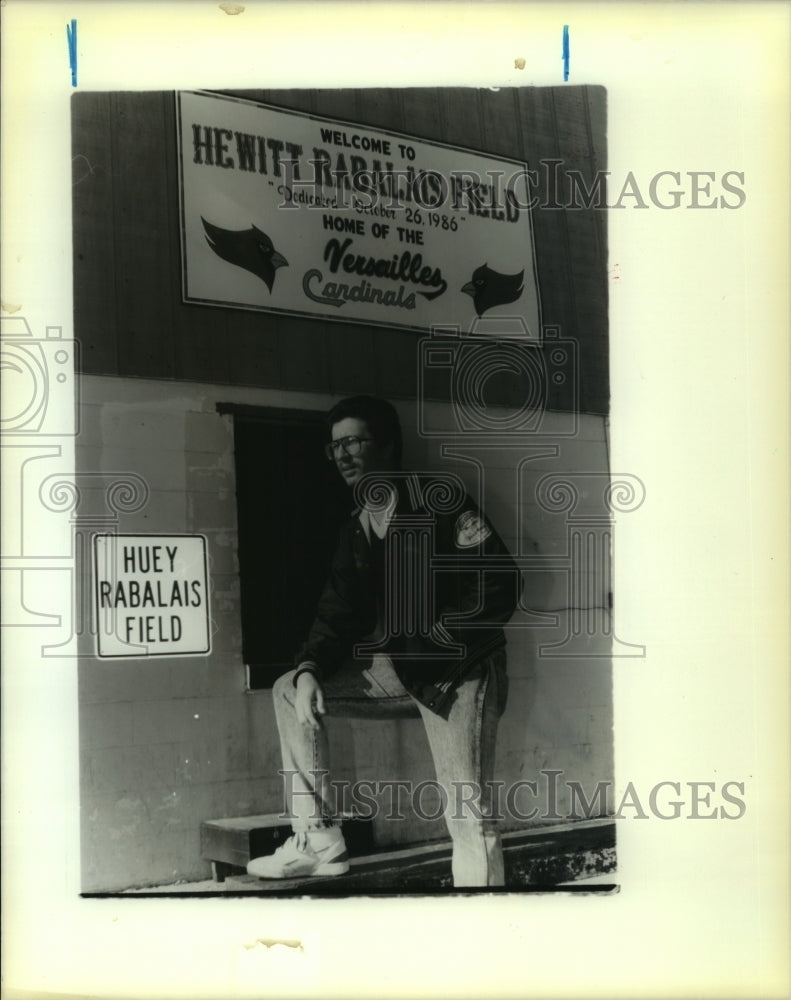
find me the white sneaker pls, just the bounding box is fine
[247,828,350,879]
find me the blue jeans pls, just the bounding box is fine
[271,650,508,887]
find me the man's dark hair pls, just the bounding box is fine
[326,395,403,466]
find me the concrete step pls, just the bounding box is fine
[200,818,616,894]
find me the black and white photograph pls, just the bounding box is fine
[2,4,789,999]
[70,83,616,895]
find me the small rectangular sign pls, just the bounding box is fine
[93,534,211,658]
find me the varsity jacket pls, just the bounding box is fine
[294,473,521,716]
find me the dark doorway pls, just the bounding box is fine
[222,404,350,689]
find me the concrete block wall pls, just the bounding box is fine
[77,375,613,890]
[78,375,277,890]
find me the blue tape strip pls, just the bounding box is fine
[67,19,78,87]
[562,25,570,82]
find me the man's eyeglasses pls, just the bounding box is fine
[324,436,374,461]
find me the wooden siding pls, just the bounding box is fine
[72,87,608,414]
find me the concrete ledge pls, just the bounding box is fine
[123,818,616,894]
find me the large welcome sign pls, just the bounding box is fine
[177,90,541,336]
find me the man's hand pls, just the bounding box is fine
[295,671,326,729]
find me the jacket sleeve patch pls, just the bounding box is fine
[455,510,492,548]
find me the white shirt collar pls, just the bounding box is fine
[360,486,398,540]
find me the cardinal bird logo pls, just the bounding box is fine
[461,263,524,317]
[201,218,288,293]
